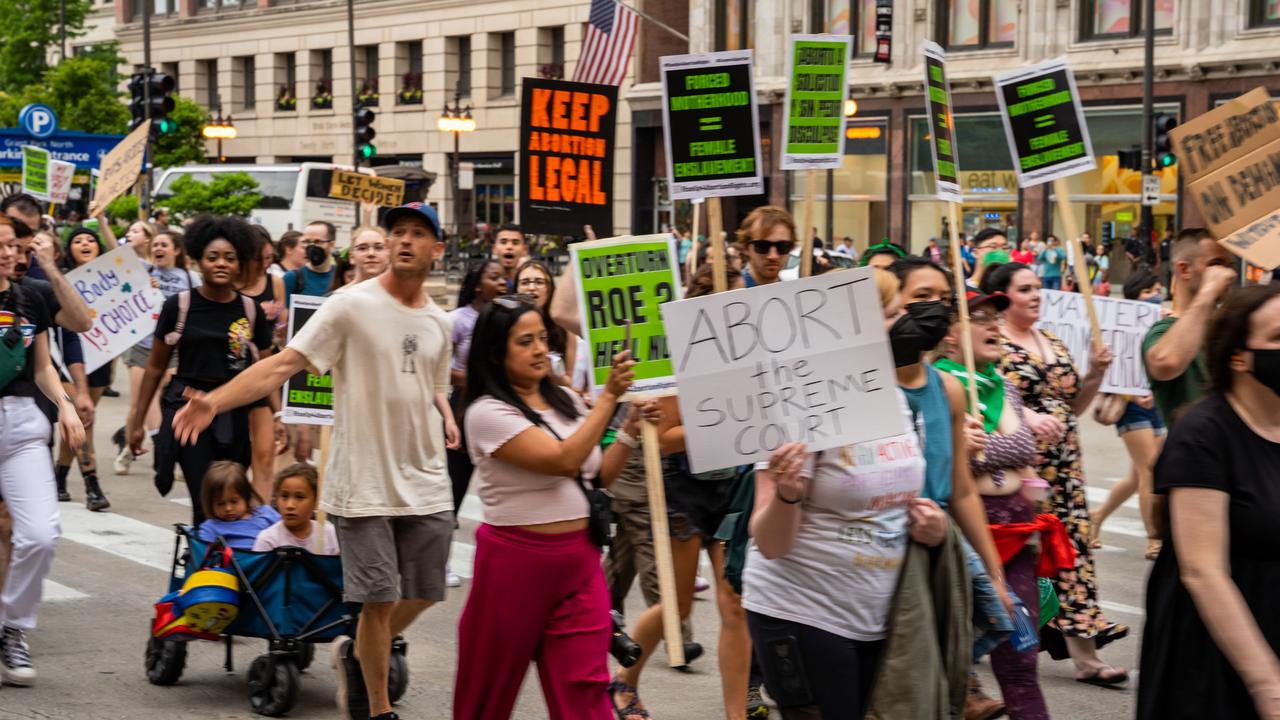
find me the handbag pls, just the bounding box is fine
[1092,393,1125,426]
[542,423,612,547]
[0,285,28,392]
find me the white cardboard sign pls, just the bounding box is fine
[68,246,165,373]
[1036,289,1162,396]
[661,267,904,472]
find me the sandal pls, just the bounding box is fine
[608,678,652,720]
[1075,664,1129,688]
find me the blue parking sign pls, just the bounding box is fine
[19,104,59,139]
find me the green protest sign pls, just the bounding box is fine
[781,34,852,170]
[922,41,961,201]
[993,57,1096,188]
[282,295,333,425]
[22,145,50,200]
[571,234,682,395]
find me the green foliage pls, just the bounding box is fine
[0,51,128,135]
[152,96,210,169]
[164,173,261,220]
[105,193,140,224]
[0,0,93,92]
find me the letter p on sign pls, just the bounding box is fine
[20,104,59,139]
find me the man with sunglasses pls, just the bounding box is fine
[737,206,797,288]
[173,203,461,720]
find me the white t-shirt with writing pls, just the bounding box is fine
[742,389,926,641]
[289,279,453,518]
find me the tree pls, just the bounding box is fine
[164,173,261,221]
[153,97,211,169]
[0,0,94,93]
[0,51,128,135]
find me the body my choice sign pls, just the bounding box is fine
[662,267,903,473]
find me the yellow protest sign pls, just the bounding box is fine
[93,120,150,208]
[327,171,405,207]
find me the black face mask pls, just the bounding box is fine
[1251,348,1280,396]
[889,300,952,367]
[306,244,329,267]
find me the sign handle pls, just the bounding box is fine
[1052,178,1104,348]
[947,202,981,415]
[314,424,332,554]
[708,197,726,293]
[642,419,685,667]
[688,199,702,280]
[800,170,818,278]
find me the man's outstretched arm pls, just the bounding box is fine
[173,348,311,445]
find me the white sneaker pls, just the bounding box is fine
[445,564,462,588]
[113,445,134,475]
[1,625,36,686]
[694,576,711,593]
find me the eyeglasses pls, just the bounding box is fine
[970,309,1003,325]
[301,239,332,247]
[978,243,1007,251]
[749,240,795,256]
[492,293,537,310]
[517,277,548,288]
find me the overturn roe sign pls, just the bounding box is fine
[1036,289,1161,396]
[662,268,903,473]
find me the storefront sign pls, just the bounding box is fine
[21,145,50,200]
[1167,87,1280,269]
[93,121,150,207]
[282,295,333,425]
[572,234,681,395]
[519,77,618,236]
[993,58,1095,188]
[780,35,852,170]
[660,50,763,200]
[661,267,903,473]
[1037,289,1161,396]
[68,247,166,373]
[922,41,961,202]
[327,170,405,207]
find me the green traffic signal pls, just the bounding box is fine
[359,143,377,159]
[156,118,177,134]
[1158,153,1176,168]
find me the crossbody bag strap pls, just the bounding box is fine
[164,290,192,346]
[538,418,598,492]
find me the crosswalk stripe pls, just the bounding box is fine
[43,579,89,602]
[58,504,181,573]
[1084,485,1140,512]
[1100,600,1145,617]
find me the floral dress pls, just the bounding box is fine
[998,330,1127,643]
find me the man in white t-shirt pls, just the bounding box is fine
[172,203,459,720]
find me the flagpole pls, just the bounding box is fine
[619,1,689,42]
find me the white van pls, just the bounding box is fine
[153,162,375,244]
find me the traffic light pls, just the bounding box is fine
[1154,113,1177,168]
[128,69,176,138]
[354,104,377,161]
[1117,145,1142,172]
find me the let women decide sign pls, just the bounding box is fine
[67,246,165,372]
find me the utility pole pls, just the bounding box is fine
[142,0,153,215]
[347,0,359,169]
[1140,0,1155,254]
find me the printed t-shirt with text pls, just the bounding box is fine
[741,389,926,642]
[288,279,453,518]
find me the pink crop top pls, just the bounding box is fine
[464,390,602,526]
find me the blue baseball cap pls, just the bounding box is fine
[382,202,443,240]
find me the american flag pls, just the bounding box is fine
[573,0,639,86]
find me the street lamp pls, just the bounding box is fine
[201,108,237,163]
[438,84,476,241]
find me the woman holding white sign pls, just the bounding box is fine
[981,262,1129,687]
[744,270,942,719]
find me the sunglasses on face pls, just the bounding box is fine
[970,309,1003,325]
[749,240,795,256]
[492,293,538,310]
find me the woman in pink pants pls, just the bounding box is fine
[455,294,658,720]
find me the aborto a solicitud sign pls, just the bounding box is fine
[660,50,763,200]
[519,77,618,237]
[993,57,1096,188]
[780,35,853,171]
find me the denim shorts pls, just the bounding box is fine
[1116,400,1166,436]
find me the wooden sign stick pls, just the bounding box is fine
[641,420,685,667]
[708,197,726,293]
[1052,177,1104,348]
[799,170,818,278]
[314,424,332,554]
[947,202,980,414]
[688,199,702,280]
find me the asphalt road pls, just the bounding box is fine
[1,383,1149,720]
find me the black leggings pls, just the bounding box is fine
[747,611,883,720]
[159,382,251,526]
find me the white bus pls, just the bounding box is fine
[153,162,375,244]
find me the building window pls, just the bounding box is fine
[714,0,753,51]
[1082,0,1174,39]
[275,52,297,111]
[134,0,175,16]
[312,49,333,109]
[1251,0,1280,27]
[236,56,256,110]
[397,41,423,106]
[937,0,1017,49]
[808,0,878,55]
[551,26,565,67]
[199,59,219,108]
[358,45,380,106]
[538,26,566,79]
[499,32,516,96]
[449,36,472,98]
[199,0,247,9]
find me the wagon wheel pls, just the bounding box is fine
[247,654,300,717]
[145,636,187,686]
